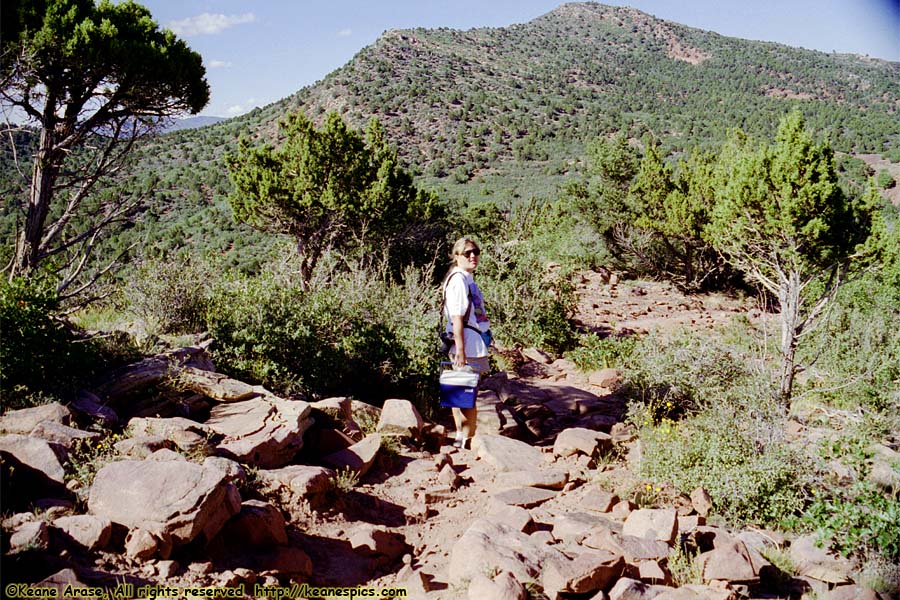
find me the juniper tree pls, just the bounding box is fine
[707,111,878,403]
[226,112,445,287]
[1,0,208,293]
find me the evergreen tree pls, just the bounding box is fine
[2,0,208,291]
[226,112,446,287]
[707,110,878,403]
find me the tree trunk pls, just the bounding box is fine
[778,270,802,405]
[13,116,59,277]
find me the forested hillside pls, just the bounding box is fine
[2,2,898,270]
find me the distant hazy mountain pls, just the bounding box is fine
[163,116,227,132]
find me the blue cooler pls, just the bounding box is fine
[439,369,479,408]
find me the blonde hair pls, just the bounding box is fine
[450,237,479,262]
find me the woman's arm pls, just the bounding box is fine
[452,314,467,368]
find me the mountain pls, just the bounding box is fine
[148,3,899,196]
[280,2,899,180]
[162,116,227,132]
[2,2,898,269]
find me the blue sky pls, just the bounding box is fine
[136,0,900,118]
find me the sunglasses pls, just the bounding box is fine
[462,248,481,258]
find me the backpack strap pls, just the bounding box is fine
[439,271,481,336]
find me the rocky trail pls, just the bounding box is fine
[0,271,881,600]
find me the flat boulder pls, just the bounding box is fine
[206,397,312,468]
[552,512,619,544]
[30,422,101,451]
[309,397,352,425]
[789,534,853,585]
[608,577,669,600]
[256,465,335,507]
[177,367,260,402]
[472,435,544,472]
[52,514,112,551]
[542,550,625,598]
[588,368,621,390]
[522,347,552,364]
[496,468,568,490]
[475,389,518,436]
[376,399,423,438]
[623,508,678,543]
[88,459,240,546]
[0,402,72,434]
[698,541,769,583]
[449,518,566,586]
[582,489,618,512]
[0,434,65,484]
[467,571,527,600]
[8,521,50,553]
[202,457,247,487]
[128,416,213,454]
[323,434,381,477]
[583,528,671,561]
[114,435,174,458]
[488,505,535,533]
[492,487,556,508]
[553,427,612,458]
[654,585,736,599]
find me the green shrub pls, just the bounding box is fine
[876,170,896,189]
[124,256,214,335]
[480,255,576,353]
[66,433,124,493]
[0,278,98,408]
[640,406,810,526]
[623,327,774,426]
[568,333,637,371]
[206,263,441,414]
[622,326,807,526]
[476,235,578,354]
[799,266,900,411]
[803,482,900,563]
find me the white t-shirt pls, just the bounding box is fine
[444,268,490,358]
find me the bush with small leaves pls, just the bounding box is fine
[876,170,896,189]
[568,333,637,371]
[206,261,441,415]
[639,406,810,526]
[124,256,214,335]
[802,482,900,564]
[0,278,100,408]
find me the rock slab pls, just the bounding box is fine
[88,459,241,546]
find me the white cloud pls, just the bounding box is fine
[168,13,256,36]
[337,28,353,37]
[208,60,233,69]
[226,98,259,117]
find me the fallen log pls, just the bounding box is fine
[93,345,214,404]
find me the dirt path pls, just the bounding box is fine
[292,270,768,595]
[572,270,763,338]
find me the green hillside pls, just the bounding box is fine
[2,2,898,269]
